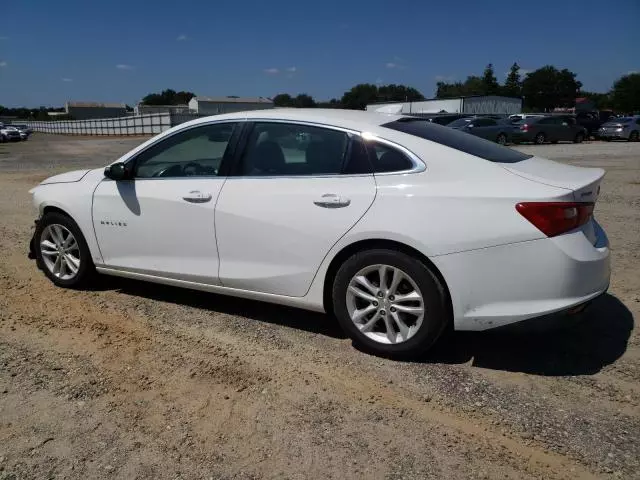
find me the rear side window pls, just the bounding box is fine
[367,141,413,173]
[382,119,532,164]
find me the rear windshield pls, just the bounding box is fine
[447,118,473,127]
[382,118,532,164]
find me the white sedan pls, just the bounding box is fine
[28,109,610,356]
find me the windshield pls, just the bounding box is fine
[383,118,532,164]
[447,118,473,127]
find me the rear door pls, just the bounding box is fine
[468,118,498,140]
[215,121,376,297]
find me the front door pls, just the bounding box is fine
[215,121,377,297]
[92,122,239,284]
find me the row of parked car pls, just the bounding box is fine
[0,123,33,142]
[416,113,640,145]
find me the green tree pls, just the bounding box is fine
[482,64,500,95]
[293,94,316,108]
[436,76,485,98]
[578,91,611,110]
[273,93,294,107]
[521,66,582,111]
[377,84,425,102]
[141,89,195,105]
[610,73,640,113]
[340,83,379,110]
[503,62,522,97]
[35,109,50,121]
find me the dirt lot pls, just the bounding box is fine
[1,135,639,480]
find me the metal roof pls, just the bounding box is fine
[192,96,273,104]
[67,101,126,108]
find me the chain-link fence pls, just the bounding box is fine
[18,112,208,136]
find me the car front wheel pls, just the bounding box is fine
[332,249,449,357]
[35,212,95,288]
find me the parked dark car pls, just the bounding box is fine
[597,115,640,141]
[511,116,587,144]
[574,112,604,138]
[447,117,516,145]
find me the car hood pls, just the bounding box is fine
[39,169,92,185]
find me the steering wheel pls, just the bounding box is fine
[153,162,203,177]
[182,162,203,176]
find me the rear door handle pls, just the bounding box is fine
[182,190,212,203]
[313,193,351,208]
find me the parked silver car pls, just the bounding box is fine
[0,125,23,142]
[598,115,640,141]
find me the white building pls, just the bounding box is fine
[188,96,273,115]
[134,104,190,116]
[366,96,522,115]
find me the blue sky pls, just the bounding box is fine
[0,0,638,107]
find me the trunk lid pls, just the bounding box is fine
[502,156,604,203]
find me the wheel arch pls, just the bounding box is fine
[42,204,74,218]
[322,238,453,322]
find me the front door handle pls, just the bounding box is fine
[313,193,351,208]
[182,191,212,203]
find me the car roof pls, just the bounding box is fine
[186,108,404,131]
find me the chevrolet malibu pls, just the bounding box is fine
[28,110,610,356]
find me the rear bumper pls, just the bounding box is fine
[433,220,610,331]
[598,133,628,140]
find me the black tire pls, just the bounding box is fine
[534,132,546,145]
[34,212,95,288]
[630,131,639,142]
[551,140,559,144]
[332,249,449,358]
[496,133,507,145]
[574,132,584,144]
[604,137,611,142]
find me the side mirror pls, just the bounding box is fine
[104,162,131,181]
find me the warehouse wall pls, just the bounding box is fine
[66,106,128,120]
[462,96,522,114]
[194,101,273,115]
[403,99,463,114]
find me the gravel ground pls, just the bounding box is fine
[0,134,639,480]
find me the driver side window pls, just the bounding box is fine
[134,123,237,178]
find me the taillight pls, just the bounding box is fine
[520,124,529,132]
[516,202,594,237]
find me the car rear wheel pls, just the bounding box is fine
[630,131,639,142]
[574,132,585,143]
[496,133,507,145]
[35,212,95,288]
[332,249,449,358]
[534,132,546,145]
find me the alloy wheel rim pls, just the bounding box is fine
[346,264,425,345]
[497,134,506,145]
[40,224,81,280]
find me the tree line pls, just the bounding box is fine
[2,68,638,120]
[271,66,639,113]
